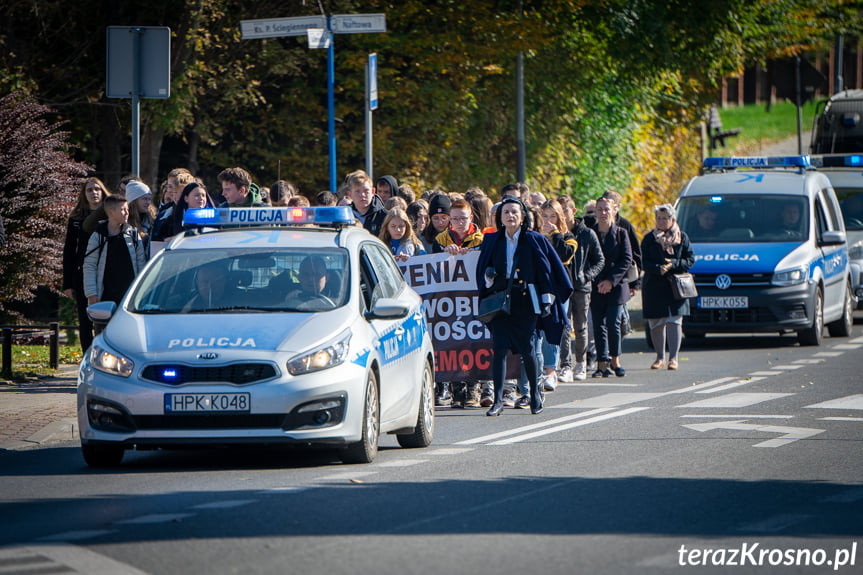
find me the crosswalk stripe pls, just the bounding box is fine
[488,407,650,445]
[455,408,614,445]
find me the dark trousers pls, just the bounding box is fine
[491,318,541,410]
[73,279,93,353]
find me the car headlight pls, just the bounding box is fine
[772,264,809,287]
[90,343,134,378]
[287,329,352,376]
[849,240,863,260]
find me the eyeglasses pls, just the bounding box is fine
[450,216,470,223]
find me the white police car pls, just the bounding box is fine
[78,207,434,466]
[811,154,863,308]
[676,155,853,345]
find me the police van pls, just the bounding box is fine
[675,155,853,345]
[78,206,435,466]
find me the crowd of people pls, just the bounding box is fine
[61,165,696,416]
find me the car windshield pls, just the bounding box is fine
[129,248,349,313]
[836,188,863,231]
[678,195,809,243]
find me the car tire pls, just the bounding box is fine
[798,288,824,346]
[827,280,853,338]
[81,444,124,467]
[397,360,435,449]
[340,370,379,464]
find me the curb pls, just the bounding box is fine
[0,417,78,451]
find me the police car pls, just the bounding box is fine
[810,154,863,308]
[676,155,853,345]
[78,206,435,466]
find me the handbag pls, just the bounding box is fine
[669,272,698,300]
[477,289,511,323]
[625,261,640,284]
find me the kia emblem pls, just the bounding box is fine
[715,274,732,290]
[198,352,220,360]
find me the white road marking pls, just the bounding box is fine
[680,414,793,419]
[682,420,824,448]
[317,471,378,482]
[557,382,640,387]
[820,416,863,422]
[832,343,862,350]
[819,487,863,503]
[748,371,781,376]
[814,351,844,357]
[455,408,614,445]
[489,407,650,445]
[190,500,256,509]
[805,394,863,410]
[680,392,792,408]
[116,513,195,525]
[697,377,767,394]
[34,530,115,542]
[851,336,863,344]
[573,393,665,408]
[770,364,804,370]
[0,545,150,575]
[425,447,475,456]
[792,358,824,364]
[375,459,427,467]
[736,513,811,533]
[665,377,737,394]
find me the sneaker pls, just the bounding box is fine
[502,389,516,408]
[514,396,531,409]
[557,368,573,383]
[435,382,452,407]
[464,383,482,408]
[573,363,587,381]
[539,373,558,392]
[480,388,494,408]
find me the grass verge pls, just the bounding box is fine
[3,345,82,380]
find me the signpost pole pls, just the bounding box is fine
[327,16,337,193]
[131,28,142,177]
[365,60,373,179]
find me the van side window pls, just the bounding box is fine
[819,188,843,231]
[814,200,830,240]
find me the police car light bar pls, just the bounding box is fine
[183,206,355,227]
[703,155,811,168]
[810,154,863,168]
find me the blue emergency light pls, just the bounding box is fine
[811,154,863,168]
[703,155,811,168]
[183,206,355,227]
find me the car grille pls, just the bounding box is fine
[141,363,278,385]
[693,273,772,287]
[133,414,287,429]
[690,307,779,324]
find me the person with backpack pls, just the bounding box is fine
[83,195,147,308]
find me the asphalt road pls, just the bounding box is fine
[1,319,861,575]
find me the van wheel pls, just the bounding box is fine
[798,288,824,346]
[340,371,379,464]
[397,360,435,449]
[828,280,853,338]
[82,444,124,467]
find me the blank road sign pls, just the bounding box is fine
[106,27,171,99]
[241,16,327,39]
[331,14,386,34]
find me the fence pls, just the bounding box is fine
[1,323,78,379]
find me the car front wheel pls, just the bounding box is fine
[340,370,379,464]
[397,360,435,449]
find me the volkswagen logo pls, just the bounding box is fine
[715,274,732,290]
[198,352,220,360]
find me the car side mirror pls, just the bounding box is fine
[87,301,117,328]
[364,297,409,320]
[820,230,846,246]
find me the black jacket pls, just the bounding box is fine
[354,194,388,237]
[584,212,641,290]
[62,212,93,290]
[567,217,605,293]
[640,230,695,319]
[590,222,632,305]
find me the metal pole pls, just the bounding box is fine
[835,34,844,94]
[365,61,373,179]
[49,322,59,370]
[2,327,11,380]
[131,28,142,177]
[516,51,525,183]
[796,56,803,155]
[327,16,337,193]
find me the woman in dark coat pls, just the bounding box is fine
[62,177,109,353]
[589,196,632,377]
[476,197,572,416]
[641,203,695,370]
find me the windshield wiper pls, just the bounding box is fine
[186,306,270,313]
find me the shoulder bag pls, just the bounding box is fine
[476,245,521,323]
[669,272,698,300]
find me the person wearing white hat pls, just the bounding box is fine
[125,181,156,259]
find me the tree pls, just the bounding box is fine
[0,92,90,321]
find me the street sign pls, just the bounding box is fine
[369,53,378,110]
[241,16,326,40]
[331,14,386,34]
[106,26,171,99]
[307,28,332,50]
